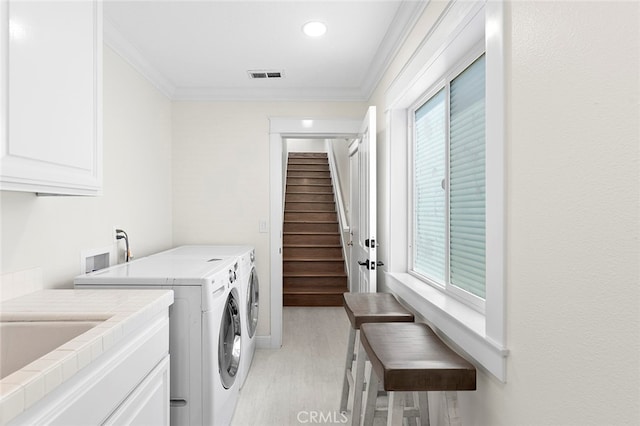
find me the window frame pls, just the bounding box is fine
[408,48,487,312]
[382,1,508,382]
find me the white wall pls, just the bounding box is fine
[372,1,639,425]
[0,46,173,291]
[330,138,350,223]
[286,138,326,153]
[171,101,366,337]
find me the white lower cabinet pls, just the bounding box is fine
[9,311,170,426]
[104,355,170,426]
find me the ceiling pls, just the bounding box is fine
[103,0,426,101]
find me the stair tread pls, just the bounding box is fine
[283,290,347,295]
[284,257,344,261]
[284,219,338,223]
[283,244,342,247]
[284,211,337,214]
[284,271,347,277]
[286,189,333,191]
[284,283,346,289]
[285,197,335,203]
[286,200,334,203]
[283,231,340,235]
[282,256,344,262]
[284,212,336,214]
[287,163,329,165]
[283,296,344,307]
[286,191,333,193]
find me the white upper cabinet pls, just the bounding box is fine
[1,0,102,195]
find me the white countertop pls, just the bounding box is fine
[0,289,174,424]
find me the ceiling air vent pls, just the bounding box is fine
[248,69,284,79]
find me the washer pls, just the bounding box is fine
[150,246,259,388]
[74,255,242,426]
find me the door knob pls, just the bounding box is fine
[357,260,368,266]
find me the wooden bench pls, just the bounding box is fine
[359,322,476,426]
[340,293,414,425]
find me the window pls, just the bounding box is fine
[385,1,506,381]
[411,54,486,309]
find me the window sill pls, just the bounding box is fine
[384,272,508,382]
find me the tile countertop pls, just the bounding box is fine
[0,289,174,424]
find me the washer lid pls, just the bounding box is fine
[151,245,253,260]
[74,256,235,286]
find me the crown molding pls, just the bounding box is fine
[360,0,430,100]
[103,16,176,99]
[170,86,368,102]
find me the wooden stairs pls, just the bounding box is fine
[283,152,347,306]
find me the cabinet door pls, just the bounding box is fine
[103,355,171,426]
[1,0,102,195]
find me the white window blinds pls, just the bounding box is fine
[450,55,486,298]
[412,53,486,300]
[414,89,447,284]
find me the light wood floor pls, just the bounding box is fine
[232,307,350,426]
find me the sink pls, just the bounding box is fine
[0,320,102,379]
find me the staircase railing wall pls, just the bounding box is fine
[326,140,351,279]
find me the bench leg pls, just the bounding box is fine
[444,391,461,426]
[387,392,406,426]
[362,366,379,426]
[405,393,418,426]
[340,327,357,412]
[351,340,367,425]
[418,392,430,426]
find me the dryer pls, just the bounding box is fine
[151,246,259,388]
[74,255,242,426]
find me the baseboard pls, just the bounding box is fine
[256,335,279,349]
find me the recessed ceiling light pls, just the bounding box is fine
[302,21,327,37]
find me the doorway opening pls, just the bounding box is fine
[267,118,361,348]
[282,139,352,306]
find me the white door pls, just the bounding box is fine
[349,106,377,293]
